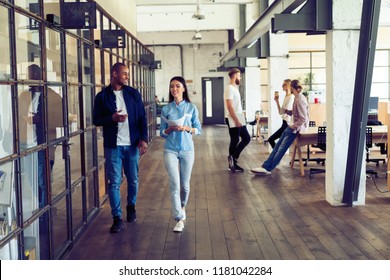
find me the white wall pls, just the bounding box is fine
[152,44,226,122]
[96,0,137,35]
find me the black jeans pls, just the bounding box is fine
[226,118,251,160]
[268,120,288,148]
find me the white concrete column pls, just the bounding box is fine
[325,0,365,205]
[245,58,261,123]
[267,33,289,145]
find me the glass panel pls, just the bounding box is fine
[47,86,64,141]
[371,83,389,100]
[43,1,60,23]
[46,29,62,82]
[23,213,49,260]
[205,80,212,117]
[373,66,389,83]
[86,173,95,215]
[83,86,93,127]
[15,0,40,15]
[0,7,11,80]
[288,52,310,68]
[0,85,14,157]
[0,162,17,240]
[82,42,92,84]
[311,52,326,68]
[51,144,66,199]
[69,135,81,184]
[71,183,83,233]
[104,51,110,85]
[18,84,45,151]
[0,236,18,260]
[15,14,41,79]
[66,35,78,84]
[374,50,389,67]
[21,149,47,222]
[68,86,80,133]
[85,130,94,172]
[52,195,68,258]
[94,48,102,85]
[311,68,326,86]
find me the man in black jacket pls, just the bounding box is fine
[93,62,148,233]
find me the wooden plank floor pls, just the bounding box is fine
[64,125,390,260]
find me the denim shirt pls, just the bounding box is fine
[160,100,202,152]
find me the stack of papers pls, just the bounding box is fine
[161,115,187,127]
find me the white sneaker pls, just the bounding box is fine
[173,220,185,232]
[250,167,271,175]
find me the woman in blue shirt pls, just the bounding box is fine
[160,76,202,232]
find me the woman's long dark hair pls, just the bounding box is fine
[169,76,191,103]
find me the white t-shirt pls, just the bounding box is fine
[113,90,131,146]
[224,84,242,118]
[279,94,294,123]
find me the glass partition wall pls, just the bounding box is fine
[0,1,155,260]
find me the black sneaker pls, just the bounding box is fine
[126,205,137,222]
[110,216,124,233]
[228,155,235,172]
[234,163,244,172]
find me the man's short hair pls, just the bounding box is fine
[111,62,127,75]
[228,68,240,78]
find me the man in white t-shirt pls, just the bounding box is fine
[224,68,250,173]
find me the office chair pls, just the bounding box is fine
[366,126,386,167]
[365,127,385,178]
[309,126,326,178]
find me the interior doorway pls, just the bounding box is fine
[202,77,225,125]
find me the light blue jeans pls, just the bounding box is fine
[262,127,297,172]
[105,146,139,218]
[164,150,194,221]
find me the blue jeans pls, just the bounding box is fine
[164,150,194,221]
[262,127,297,172]
[105,146,139,218]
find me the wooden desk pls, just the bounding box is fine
[290,126,388,176]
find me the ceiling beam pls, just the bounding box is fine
[136,0,255,6]
[220,0,306,63]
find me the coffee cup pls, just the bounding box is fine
[274,91,279,98]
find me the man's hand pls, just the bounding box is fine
[138,140,148,155]
[112,110,128,122]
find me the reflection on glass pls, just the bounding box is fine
[51,148,66,199]
[86,174,95,215]
[18,82,45,151]
[0,85,14,157]
[71,184,83,233]
[85,130,94,172]
[0,235,18,260]
[68,86,80,133]
[83,86,93,127]
[83,42,92,84]
[70,135,81,184]
[15,0,40,15]
[15,14,41,80]
[23,214,49,260]
[94,49,102,85]
[47,86,64,141]
[21,149,47,222]
[0,7,11,80]
[104,51,110,85]
[0,161,17,259]
[51,195,68,258]
[97,127,106,202]
[46,29,62,82]
[66,35,78,84]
